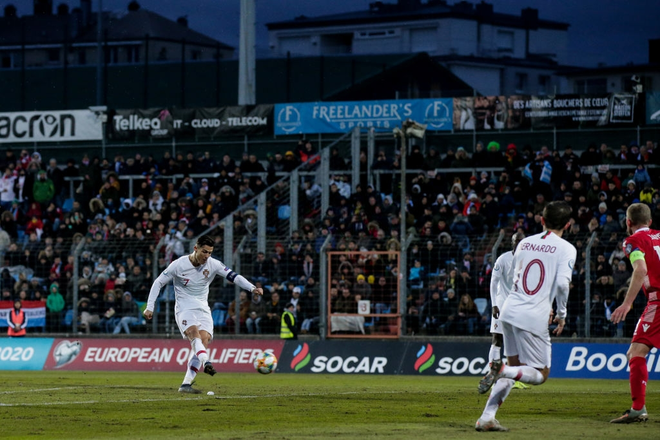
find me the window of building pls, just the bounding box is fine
[515,73,528,93]
[157,47,168,61]
[104,47,119,64]
[496,30,514,52]
[78,49,86,65]
[538,75,551,95]
[575,78,607,94]
[355,29,398,39]
[47,48,60,63]
[126,46,140,63]
[1,53,11,68]
[191,49,202,60]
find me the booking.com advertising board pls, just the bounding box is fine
[2,339,658,380]
[274,98,453,135]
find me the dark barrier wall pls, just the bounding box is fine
[3,338,659,380]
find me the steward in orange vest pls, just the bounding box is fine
[7,300,27,337]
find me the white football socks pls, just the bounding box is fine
[182,354,201,385]
[191,338,209,365]
[488,345,501,363]
[502,365,544,384]
[481,378,514,421]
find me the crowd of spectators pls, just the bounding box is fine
[0,137,658,337]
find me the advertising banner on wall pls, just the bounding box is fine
[0,300,46,328]
[274,99,453,135]
[0,109,103,143]
[42,339,285,372]
[107,105,273,139]
[646,91,660,125]
[453,94,638,130]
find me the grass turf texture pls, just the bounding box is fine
[0,371,657,439]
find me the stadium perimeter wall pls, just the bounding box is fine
[1,338,658,380]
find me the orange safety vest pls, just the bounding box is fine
[8,309,26,337]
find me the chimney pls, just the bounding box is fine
[475,1,493,18]
[650,39,660,64]
[80,0,91,26]
[4,4,17,18]
[177,16,188,28]
[34,0,53,16]
[57,3,69,16]
[521,7,538,26]
[128,1,141,11]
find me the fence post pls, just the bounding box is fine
[290,169,299,236]
[351,126,360,192]
[584,231,597,338]
[399,234,415,335]
[71,237,85,334]
[319,234,333,340]
[367,128,375,188]
[233,236,247,335]
[257,192,266,254]
[321,147,330,220]
[491,229,505,261]
[152,237,166,334]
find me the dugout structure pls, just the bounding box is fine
[326,251,401,339]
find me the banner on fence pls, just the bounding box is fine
[0,300,46,328]
[42,339,285,372]
[107,105,274,139]
[274,99,453,135]
[453,94,639,130]
[0,110,103,143]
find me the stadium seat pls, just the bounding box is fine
[212,308,227,327]
[62,309,74,327]
[278,205,291,220]
[474,298,488,316]
[62,198,74,212]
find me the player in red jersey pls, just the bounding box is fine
[610,203,659,423]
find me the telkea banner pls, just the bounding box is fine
[274,99,454,135]
[0,110,103,143]
[108,105,274,139]
[453,94,638,130]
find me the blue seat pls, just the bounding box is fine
[62,198,74,212]
[212,309,227,327]
[278,205,291,220]
[62,309,74,326]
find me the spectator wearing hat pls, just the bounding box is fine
[282,151,299,172]
[424,146,442,170]
[580,143,601,166]
[451,146,472,168]
[472,141,488,168]
[353,274,372,301]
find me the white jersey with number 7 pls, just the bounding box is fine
[499,230,577,336]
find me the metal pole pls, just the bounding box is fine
[553,127,557,151]
[180,38,186,108]
[233,236,247,335]
[319,234,333,340]
[491,229,505,261]
[321,147,330,220]
[72,238,86,334]
[257,192,266,254]
[367,128,375,188]
[584,231,597,338]
[143,34,149,108]
[96,0,103,105]
[238,0,256,105]
[224,214,234,276]
[399,234,414,335]
[400,136,408,246]
[152,237,166,334]
[290,169,299,236]
[351,127,360,192]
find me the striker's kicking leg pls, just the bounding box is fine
[178,352,203,394]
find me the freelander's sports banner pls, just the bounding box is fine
[274,99,453,135]
[453,94,638,130]
[646,91,660,125]
[0,300,46,328]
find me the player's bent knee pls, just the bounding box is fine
[540,367,550,383]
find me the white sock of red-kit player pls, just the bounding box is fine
[501,365,544,384]
[183,354,201,385]
[191,338,209,365]
[480,378,514,421]
[488,345,501,363]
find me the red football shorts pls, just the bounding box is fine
[632,302,660,348]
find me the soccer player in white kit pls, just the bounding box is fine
[478,231,525,394]
[144,235,263,393]
[475,201,576,432]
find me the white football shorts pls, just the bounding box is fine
[501,321,551,369]
[175,308,214,340]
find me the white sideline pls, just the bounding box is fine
[0,389,407,407]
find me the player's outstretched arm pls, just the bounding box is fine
[611,258,647,324]
[144,266,175,319]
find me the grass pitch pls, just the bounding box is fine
[0,371,657,439]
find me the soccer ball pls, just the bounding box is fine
[253,351,278,374]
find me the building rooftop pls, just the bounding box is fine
[267,0,569,32]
